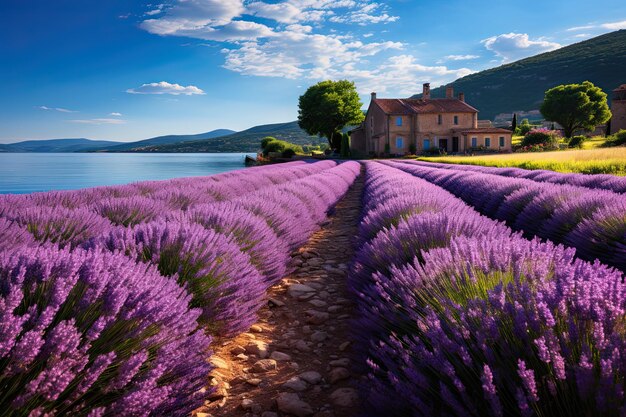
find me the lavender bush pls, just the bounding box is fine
[385,160,626,272]
[401,159,626,194]
[0,245,211,416]
[88,220,266,336]
[352,161,626,416]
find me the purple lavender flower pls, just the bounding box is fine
[0,245,211,416]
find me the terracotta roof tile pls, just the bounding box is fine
[373,98,478,114]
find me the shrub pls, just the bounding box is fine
[261,138,303,156]
[362,235,626,416]
[185,202,289,285]
[89,221,266,336]
[282,148,296,158]
[604,129,626,147]
[6,206,112,249]
[408,143,417,155]
[520,128,560,150]
[0,218,35,251]
[568,135,587,148]
[0,245,211,416]
[92,196,166,226]
[260,136,277,149]
[518,119,532,135]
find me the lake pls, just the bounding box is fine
[0,153,256,194]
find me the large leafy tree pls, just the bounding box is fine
[298,80,365,150]
[540,81,612,138]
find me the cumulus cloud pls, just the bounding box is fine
[482,33,561,62]
[139,0,470,97]
[338,55,476,96]
[69,118,125,125]
[109,112,123,116]
[126,81,205,95]
[38,105,77,113]
[223,32,403,79]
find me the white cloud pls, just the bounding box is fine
[328,3,398,25]
[126,81,205,95]
[482,33,561,62]
[573,33,591,39]
[141,0,246,35]
[443,54,480,61]
[110,112,123,116]
[139,0,468,97]
[223,31,403,79]
[69,118,125,125]
[566,25,595,32]
[38,105,77,113]
[566,20,626,32]
[601,20,626,30]
[336,55,476,96]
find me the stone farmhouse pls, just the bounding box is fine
[350,83,513,156]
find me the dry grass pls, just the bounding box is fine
[418,146,626,175]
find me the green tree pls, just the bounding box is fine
[298,80,365,150]
[519,119,532,136]
[540,81,612,138]
[511,113,517,132]
[340,133,350,157]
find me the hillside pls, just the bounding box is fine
[0,138,121,152]
[410,30,626,120]
[131,121,325,153]
[95,129,236,152]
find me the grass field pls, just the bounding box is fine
[418,146,626,175]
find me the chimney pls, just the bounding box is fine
[458,92,465,102]
[371,92,377,101]
[422,83,431,100]
[446,85,454,98]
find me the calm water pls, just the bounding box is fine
[0,153,256,194]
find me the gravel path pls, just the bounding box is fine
[195,170,364,417]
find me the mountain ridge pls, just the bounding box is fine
[409,30,626,120]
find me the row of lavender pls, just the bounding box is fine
[0,160,360,416]
[386,160,626,272]
[350,161,626,416]
[408,160,626,193]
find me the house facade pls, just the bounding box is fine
[350,83,513,156]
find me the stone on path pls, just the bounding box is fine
[270,351,291,361]
[328,367,350,384]
[245,341,269,359]
[330,388,359,407]
[288,284,316,297]
[276,392,315,417]
[299,371,323,385]
[251,359,277,373]
[282,376,308,392]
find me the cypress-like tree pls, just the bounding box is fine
[512,113,517,132]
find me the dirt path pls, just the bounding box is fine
[195,172,364,417]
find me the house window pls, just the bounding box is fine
[396,116,402,126]
[471,137,477,147]
[500,136,505,147]
[438,115,442,125]
[454,115,459,125]
[423,139,430,150]
[485,137,491,148]
[396,136,404,149]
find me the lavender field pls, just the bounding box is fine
[2,159,626,416]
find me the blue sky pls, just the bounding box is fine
[1,0,625,142]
